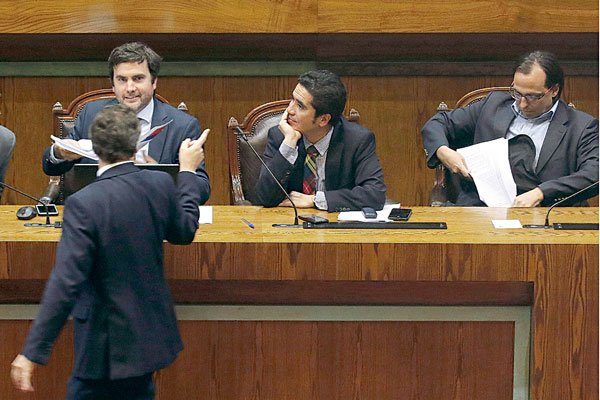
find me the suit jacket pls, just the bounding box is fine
[42,97,210,204]
[254,118,386,212]
[421,92,599,206]
[22,163,202,380]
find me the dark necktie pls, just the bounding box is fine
[302,145,319,195]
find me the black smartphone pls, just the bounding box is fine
[388,208,412,221]
[35,204,59,216]
[361,207,377,219]
[299,215,329,224]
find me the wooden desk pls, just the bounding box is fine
[0,206,597,400]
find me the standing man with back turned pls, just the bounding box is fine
[42,41,210,204]
[254,69,386,212]
[11,104,209,399]
[421,50,598,207]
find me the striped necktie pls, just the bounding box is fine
[302,145,319,195]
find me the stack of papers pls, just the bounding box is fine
[51,120,173,162]
[51,135,98,160]
[457,138,516,207]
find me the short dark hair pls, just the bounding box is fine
[90,104,140,164]
[516,50,564,99]
[298,70,347,125]
[108,42,162,83]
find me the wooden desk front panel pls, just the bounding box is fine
[0,320,515,400]
[0,207,597,399]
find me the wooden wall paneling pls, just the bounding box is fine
[0,321,72,400]
[0,320,516,400]
[0,1,596,34]
[528,244,599,400]
[0,76,107,205]
[318,0,598,33]
[0,1,318,34]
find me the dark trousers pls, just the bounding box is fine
[66,373,155,400]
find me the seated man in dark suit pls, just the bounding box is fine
[42,42,210,204]
[254,70,386,212]
[421,50,598,207]
[11,104,209,399]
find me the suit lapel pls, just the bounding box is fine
[494,104,516,139]
[148,98,169,162]
[536,101,568,173]
[324,121,344,190]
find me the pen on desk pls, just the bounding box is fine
[241,218,255,229]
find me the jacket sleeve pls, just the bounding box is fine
[421,95,488,168]
[323,130,386,212]
[21,196,97,364]
[538,116,599,202]
[166,171,201,244]
[253,127,297,207]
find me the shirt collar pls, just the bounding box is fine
[97,160,134,177]
[303,126,334,155]
[136,99,154,125]
[511,99,559,122]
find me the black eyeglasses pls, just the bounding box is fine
[509,85,553,103]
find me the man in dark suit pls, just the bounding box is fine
[422,50,598,207]
[11,104,209,399]
[254,70,386,212]
[42,42,210,204]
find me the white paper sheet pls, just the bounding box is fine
[492,219,522,229]
[51,135,99,161]
[457,138,516,207]
[337,203,400,222]
[198,206,212,224]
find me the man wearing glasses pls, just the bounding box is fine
[421,50,598,207]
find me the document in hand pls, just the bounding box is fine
[457,138,516,207]
[50,135,99,161]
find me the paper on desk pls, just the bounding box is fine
[337,203,400,222]
[492,219,522,229]
[457,138,516,207]
[199,206,212,224]
[51,135,99,161]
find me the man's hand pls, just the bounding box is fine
[436,146,470,178]
[513,187,544,207]
[54,139,83,161]
[179,129,210,172]
[143,153,157,164]
[278,108,301,148]
[10,354,36,392]
[279,191,315,208]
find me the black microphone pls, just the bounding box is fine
[523,180,599,229]
[0,181,61,228]
[234,126,299,227]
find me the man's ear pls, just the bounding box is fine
[317,113,332,127]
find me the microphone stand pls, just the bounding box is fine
[523,181,599,230]
[234,126,300,227]
[0,181,62,228]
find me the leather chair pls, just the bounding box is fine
[429,87,510,206]
[44,89,185,204]
[227,101,360,205]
